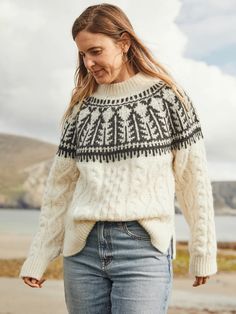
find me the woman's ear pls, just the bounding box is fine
[119,32,131,52]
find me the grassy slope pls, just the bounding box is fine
[0,133,57,205]
[1,243,235,279]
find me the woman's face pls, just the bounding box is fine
[75,30,131,84]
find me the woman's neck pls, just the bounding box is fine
[92,71,161,98]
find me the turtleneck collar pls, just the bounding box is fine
[91,71,162,99]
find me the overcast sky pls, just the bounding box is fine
[0,0,236,181]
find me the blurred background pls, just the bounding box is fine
[0,0,236,313]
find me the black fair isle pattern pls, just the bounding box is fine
[56,114,77,158]
[57,82,204,162]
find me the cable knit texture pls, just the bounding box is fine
[19,72,217,280]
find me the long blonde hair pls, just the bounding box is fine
[61,3,189,126]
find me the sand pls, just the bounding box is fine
[0,233,34,259]
[1,274,236,314]
[1,233,236,314]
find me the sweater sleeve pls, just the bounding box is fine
[18,107,80,280]
[164,85,218,276]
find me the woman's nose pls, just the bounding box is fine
[84,56,95,70]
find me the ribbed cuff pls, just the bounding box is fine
[18,255,50,281]
[189,254,218,276]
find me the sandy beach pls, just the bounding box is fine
[1,273,236,314]
[1,232,236,314]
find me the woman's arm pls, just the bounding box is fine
[19,107,80,281]
[163,85,218,277]
[173,136,217,276]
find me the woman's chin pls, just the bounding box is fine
[94,76,109,84]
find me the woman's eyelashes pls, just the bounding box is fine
[91,50,102,55]
[79,50,102,57]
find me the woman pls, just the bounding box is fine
[20,3,217,314]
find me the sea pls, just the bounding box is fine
[0,208,235,242]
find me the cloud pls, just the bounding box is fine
[176,0,236,59]
[0,0,235,180]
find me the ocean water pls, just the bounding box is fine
[0,208,235,242]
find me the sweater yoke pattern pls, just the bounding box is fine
[57,82,203,162]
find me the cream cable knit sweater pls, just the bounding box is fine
[19,72,217,280]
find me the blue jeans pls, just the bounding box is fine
[63,220,173,314]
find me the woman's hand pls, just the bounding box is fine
[193,275,210,287]
[22,276,46,288]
